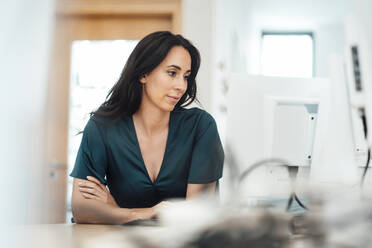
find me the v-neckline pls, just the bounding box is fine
[130,112,172,185]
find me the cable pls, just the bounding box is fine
[286,193,308,211]
[294,194,308,210]
[360,108,368,139]
[237,158,308,211]
[286,166,308,212]
[237,158,289,186]
[360,147,371,188]
[358,108,370,189]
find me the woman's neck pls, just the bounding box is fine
[133,102,170,137]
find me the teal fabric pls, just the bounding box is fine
[70,107,224,208]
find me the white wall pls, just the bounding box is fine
[314,23,346,77]
[212,0,250,142]
[184,0,351,144]
[182,0,215,113]
[242,0,351,77]
[213,0,365,199]
[211,0,352,143]
[0,0,54,227]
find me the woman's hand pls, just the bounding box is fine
[151,201,172,219]
[78,176,118,207]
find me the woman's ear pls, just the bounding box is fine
[139,74,147,84]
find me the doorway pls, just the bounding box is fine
[44,0,182,223]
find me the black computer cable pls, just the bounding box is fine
[358,108,370,189]
[237,159,308,212]
[360,147,371,188]
[286,166,308,211]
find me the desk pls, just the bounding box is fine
[2,224,167,248]
[2,223,308,248]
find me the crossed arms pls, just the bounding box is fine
[71,177,216,224]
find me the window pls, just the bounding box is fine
[261,32,314,78]
[66,40,138,222]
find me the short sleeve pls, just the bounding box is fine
[70,119,108,184]
[188,112,224,184]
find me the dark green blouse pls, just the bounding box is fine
[70,107,224,208]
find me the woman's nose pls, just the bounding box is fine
[175,77,187,92]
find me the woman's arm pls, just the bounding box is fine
[186,182,216,199]
[71,178,157,224]
[72,177,216,224]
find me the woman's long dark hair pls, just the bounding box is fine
[91,31,201,120]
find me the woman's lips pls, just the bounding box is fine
[167,96,180,103]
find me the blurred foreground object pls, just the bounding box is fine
[0,0,55,230]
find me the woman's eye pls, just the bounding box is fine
[184,75,190,80]
[167,71,176,77]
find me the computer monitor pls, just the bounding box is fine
[224,73,358,198]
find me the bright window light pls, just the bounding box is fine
[66,40,138,222]
[261,34,313,78]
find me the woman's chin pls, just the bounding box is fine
[157,103,175,113]
[165,105,176,112]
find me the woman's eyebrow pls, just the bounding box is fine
[167,65,191,73]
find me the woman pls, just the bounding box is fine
[70,31,224,224]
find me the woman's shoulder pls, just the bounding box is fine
[173,106,208,117]
[172,106,216,126]
[86,114,130,133]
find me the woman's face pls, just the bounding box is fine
[140,46,191,112]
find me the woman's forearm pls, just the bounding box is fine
[72,198,155,224]
[71,178,156,224]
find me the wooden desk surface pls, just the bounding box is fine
[2,223,166,248]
